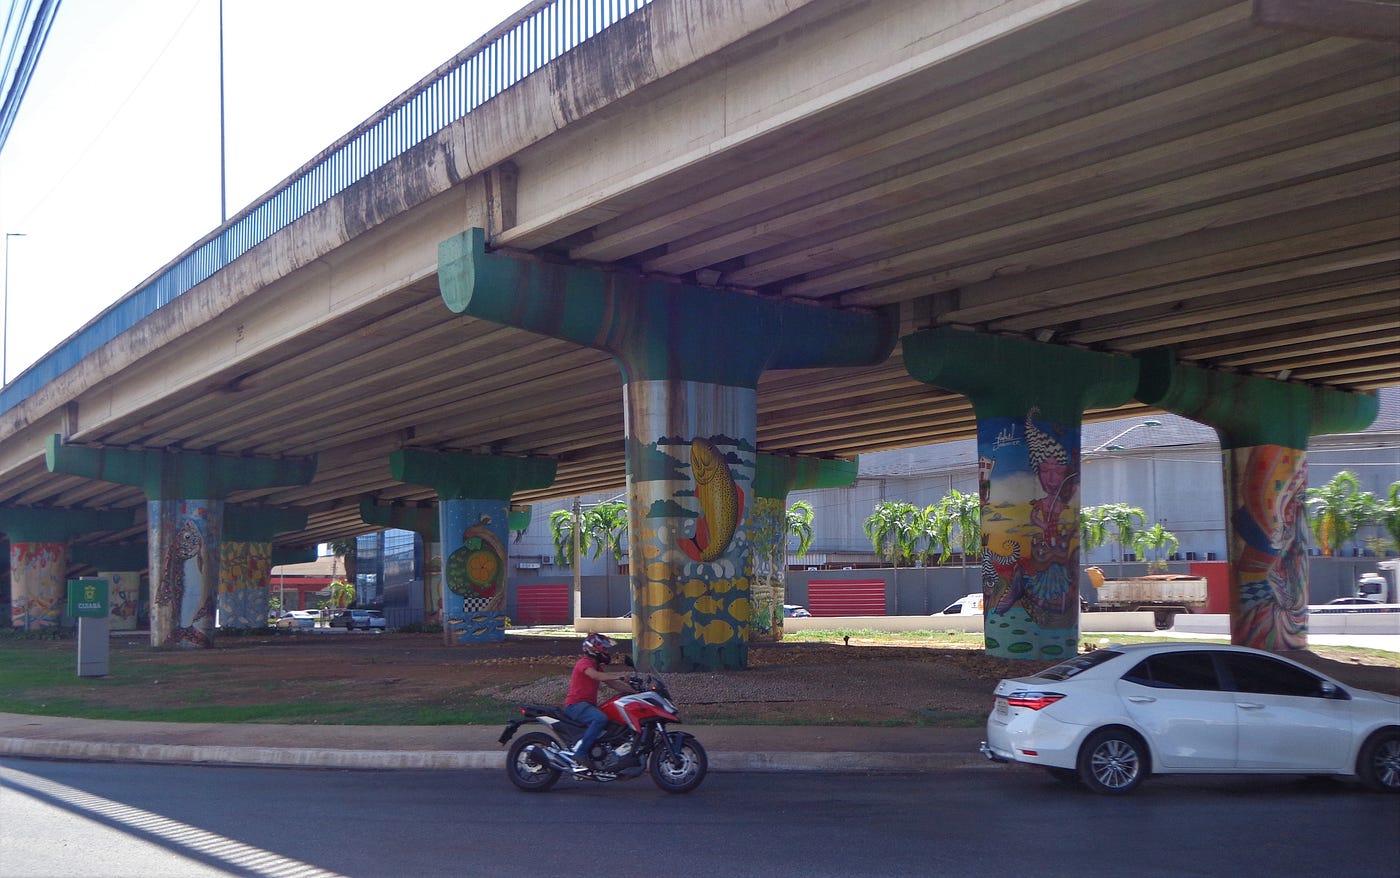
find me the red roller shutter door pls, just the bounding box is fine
[806,579,887,616]
[515,583,571,625]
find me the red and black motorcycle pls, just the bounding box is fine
[498,663,708,794]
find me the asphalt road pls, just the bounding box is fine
[2,758,1397,878]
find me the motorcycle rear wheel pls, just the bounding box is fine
[507,731,562,792]
[649,732,707,794]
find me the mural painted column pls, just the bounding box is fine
[748,454,859,642]
[72,543,149,631]
[389,451,555,645]
[220,507,308,628]
[903,329,1138,660]
[45,436,316,648]
[360,499,534,628]
[1137,351,1378,651]
[439,228,894,671]
[0,508,133,631]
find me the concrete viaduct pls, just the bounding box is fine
[0,0,1395,668]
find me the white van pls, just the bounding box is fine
[936,593,984,616]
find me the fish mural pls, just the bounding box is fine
[678,438,745,562]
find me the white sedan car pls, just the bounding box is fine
[981,642,1400,794]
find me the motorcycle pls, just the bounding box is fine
[497,658,708,794]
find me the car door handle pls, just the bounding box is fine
[1236,702,1265,710]
[1126,696,1156,704]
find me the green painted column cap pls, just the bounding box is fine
[0,506,136,543]
[753,454,858,500]
[902,328,1139,421]
[45,435,317,500]
[439,228,896,387]
[361,499,439,541]
[224,506,309,543]
[1137,350,1379,449]
[389,449,557,501]
[271,546,319,568]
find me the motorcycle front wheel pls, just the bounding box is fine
[507,731,562,792]
[649,732,707,794]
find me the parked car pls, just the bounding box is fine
[331,609,387,631]
[783,604,811,618]
[1326,597,1381,605]
[981,642,1400,795]
[936,593,984,616]
[274,610,319,629]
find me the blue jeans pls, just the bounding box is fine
[564,701,609,757]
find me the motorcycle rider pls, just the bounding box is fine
[563,633,636,772]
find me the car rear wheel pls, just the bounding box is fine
[1078,728,1147,795]
[1357,729,1400,793]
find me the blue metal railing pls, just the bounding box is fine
[0,0,652,416]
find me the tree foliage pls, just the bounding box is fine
[864,500,920,567]
[786,500,816,558]
[1305,471,1376,555]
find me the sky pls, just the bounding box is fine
[0,0,525,382]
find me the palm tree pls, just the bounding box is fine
[864,501,919,567]
[329,538,358,585]
[1380,483,1400,554]
[786,500,815,559]
[1082,503,1147,577]
[1133,523,1179,573]
[587,500,630,572]
[1305,471,1374,555]
[933,489,981,565]
[912,504,942,567]
[549,507,590,567]
[328,577,356,610]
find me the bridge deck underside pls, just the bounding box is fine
[3,0,1395,552]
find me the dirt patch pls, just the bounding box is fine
[20,631,1400,726]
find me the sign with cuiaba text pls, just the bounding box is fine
[67,579,109,618]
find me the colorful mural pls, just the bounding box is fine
[1225,445,1309,651]
[626,381,754,672]
[10,542,66,630]
[441,501,509,644]
[102,570,141,631]
[218,541,273,628]
[978,408,1081,659]
[149,499,223,648]
[747,496,787,642]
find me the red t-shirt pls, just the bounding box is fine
[566,655,602,705]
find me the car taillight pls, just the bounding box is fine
[1006,691,1065,710]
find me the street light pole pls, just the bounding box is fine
[1089,419,1162,453]
[3,231,25,386]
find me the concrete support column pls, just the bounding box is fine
[1137,352,1378,651]
[99,572,143,631]
[625,381,756,670]
[220,507,308,628]
[904,329,1138,660]
[439,227,894,671]
[10,542,66,630]
[389,450,555,644]
[71,542,149,631]
[45,436,316,648]
[748,454,859,642]
[148,499,223,646]
[0,508,134,631]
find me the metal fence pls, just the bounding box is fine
[0,0,653,416]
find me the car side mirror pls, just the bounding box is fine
[1320,681,1347,700]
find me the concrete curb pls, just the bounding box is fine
[0,737,988,774]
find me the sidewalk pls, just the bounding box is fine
[0,712,991,774]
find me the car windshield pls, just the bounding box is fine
[1032,649,1123,681]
